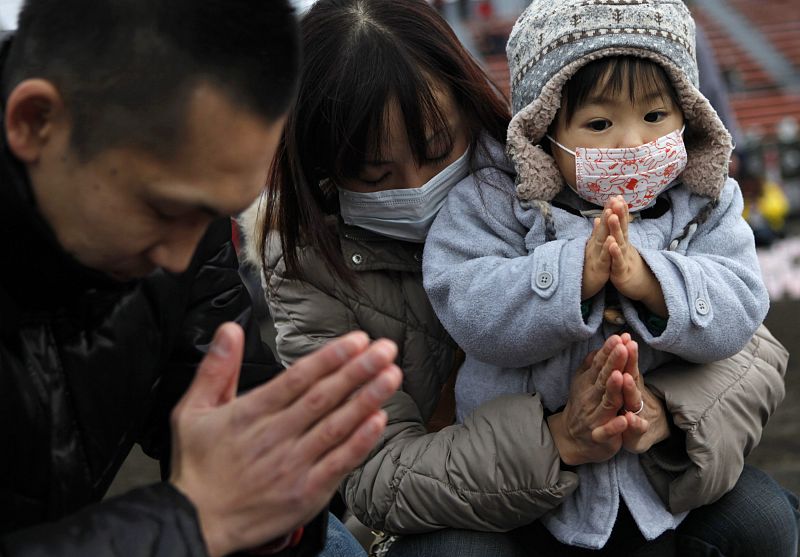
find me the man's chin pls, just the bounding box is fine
[106,265,157,283]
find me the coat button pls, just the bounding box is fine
[413,251,422,262]
[351,253,363,265]
[694,298,709,315]
[536,271,553,289]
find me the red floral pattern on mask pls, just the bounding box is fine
[573,128,687,211]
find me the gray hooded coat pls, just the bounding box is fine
[423,137,770,547]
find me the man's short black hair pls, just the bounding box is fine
[2,0,300,160]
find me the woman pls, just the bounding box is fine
[243,0,797,554]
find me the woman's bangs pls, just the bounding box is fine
[331,90,393,181]
[396,71,454,166]
[327,35,399,181]
[331,46,452,179]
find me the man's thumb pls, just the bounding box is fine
[183,322,244,409]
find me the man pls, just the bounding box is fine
[0,1,401,555]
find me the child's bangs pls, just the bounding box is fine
[561,56,680,124]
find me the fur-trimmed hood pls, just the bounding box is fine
[505,0,732,205]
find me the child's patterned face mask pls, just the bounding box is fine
[547,126,687,211]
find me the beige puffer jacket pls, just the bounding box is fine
[242,210,788,534]
[259,221,458,421]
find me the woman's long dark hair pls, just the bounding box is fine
[259,0,510,283]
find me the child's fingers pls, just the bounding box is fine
[607,238,623,273]
[595,207,611,242]
[598,208,611,238]
[589,217,604,250]
[613,196,630,241]
[607,213,626,248]
[600,235,614,267]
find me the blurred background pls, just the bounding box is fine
[1,0,793,498]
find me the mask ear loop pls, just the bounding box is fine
[544,134,584,202]
[545,134,576,157]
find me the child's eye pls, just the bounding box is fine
[587,119,611,131]
[645,111,667,123]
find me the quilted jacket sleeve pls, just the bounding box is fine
[341,391,579,534]
[262,237,359,366]
[641,325,788,513]
[0,484,208,557]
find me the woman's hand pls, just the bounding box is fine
[617,335,672,453]
[547,335,634,465]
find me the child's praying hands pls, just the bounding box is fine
[605,196,668,317]
[581,196,668,317]
[581,208,613,300]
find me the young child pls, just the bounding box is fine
[423,0,770,549]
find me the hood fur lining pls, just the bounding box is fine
[507,47,732,203]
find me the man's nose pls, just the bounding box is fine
[147,219,211,274]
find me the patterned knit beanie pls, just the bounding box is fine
[506,0,732,204]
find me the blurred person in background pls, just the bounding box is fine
[739,152,790,246]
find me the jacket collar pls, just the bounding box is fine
[337,220,423,273]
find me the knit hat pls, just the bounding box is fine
[506,0,732,204]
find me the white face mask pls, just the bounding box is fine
[547,126,687,211]
[337,147,471,243]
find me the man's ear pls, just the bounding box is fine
[5,79,65,164]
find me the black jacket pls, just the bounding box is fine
[0,131,325,555]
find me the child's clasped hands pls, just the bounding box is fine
[582,195,667,316]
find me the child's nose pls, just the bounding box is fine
[617,128,647,149]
